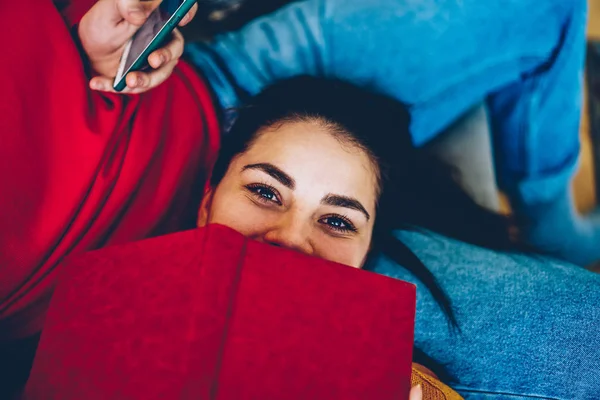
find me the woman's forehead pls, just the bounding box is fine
[235,121,379,208]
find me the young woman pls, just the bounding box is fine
[185,0,598,271]
[195,76,600,399]
[1,1,599,398]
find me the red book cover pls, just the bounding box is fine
[24,224,416,399]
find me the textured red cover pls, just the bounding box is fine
[24,224,416,399]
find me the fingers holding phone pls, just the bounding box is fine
[119,28,186,93]
[116,0,198,27]
[79,0,198,94]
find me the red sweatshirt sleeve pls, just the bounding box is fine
[53,0,96,26]
[0,0,221,339]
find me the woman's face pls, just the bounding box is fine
[197,120,378,268]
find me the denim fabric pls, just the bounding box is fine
[186,0,587,206]
[185,0,600,266]
[374,230,600,399]
[513,186,600,268]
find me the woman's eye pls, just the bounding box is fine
[319,215,357,233]
[246,184,282,205]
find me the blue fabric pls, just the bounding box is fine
[186,0,586,205]
[514,186,600,268]
[374,229,600,399]
[185,0,600,267]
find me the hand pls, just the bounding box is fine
[78,0,198,93]
[409,385,423,400]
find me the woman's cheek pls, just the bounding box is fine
[209,197,275,238]
[313,237,365,268]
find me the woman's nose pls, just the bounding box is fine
[262,215,314,256]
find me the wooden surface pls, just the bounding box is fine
[589,0,600,40]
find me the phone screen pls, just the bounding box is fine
[115,0,185,83]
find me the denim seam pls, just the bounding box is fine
[455,386,560,400]
[511,0,585,184]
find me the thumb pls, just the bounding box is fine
[116,0,163,27]
[409,385,423,400]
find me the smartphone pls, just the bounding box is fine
[113,0,197,91]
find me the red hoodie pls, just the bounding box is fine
[0,0,221,340]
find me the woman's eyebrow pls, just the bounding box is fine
[242,163,295,189]
[321,194,370,221]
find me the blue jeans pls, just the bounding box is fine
[185,0,600,267]
[375,230,600,399]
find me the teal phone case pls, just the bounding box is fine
[113,0,197,92]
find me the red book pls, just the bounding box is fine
[24,224,416,399]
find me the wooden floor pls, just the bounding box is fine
[575,0,600,212]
